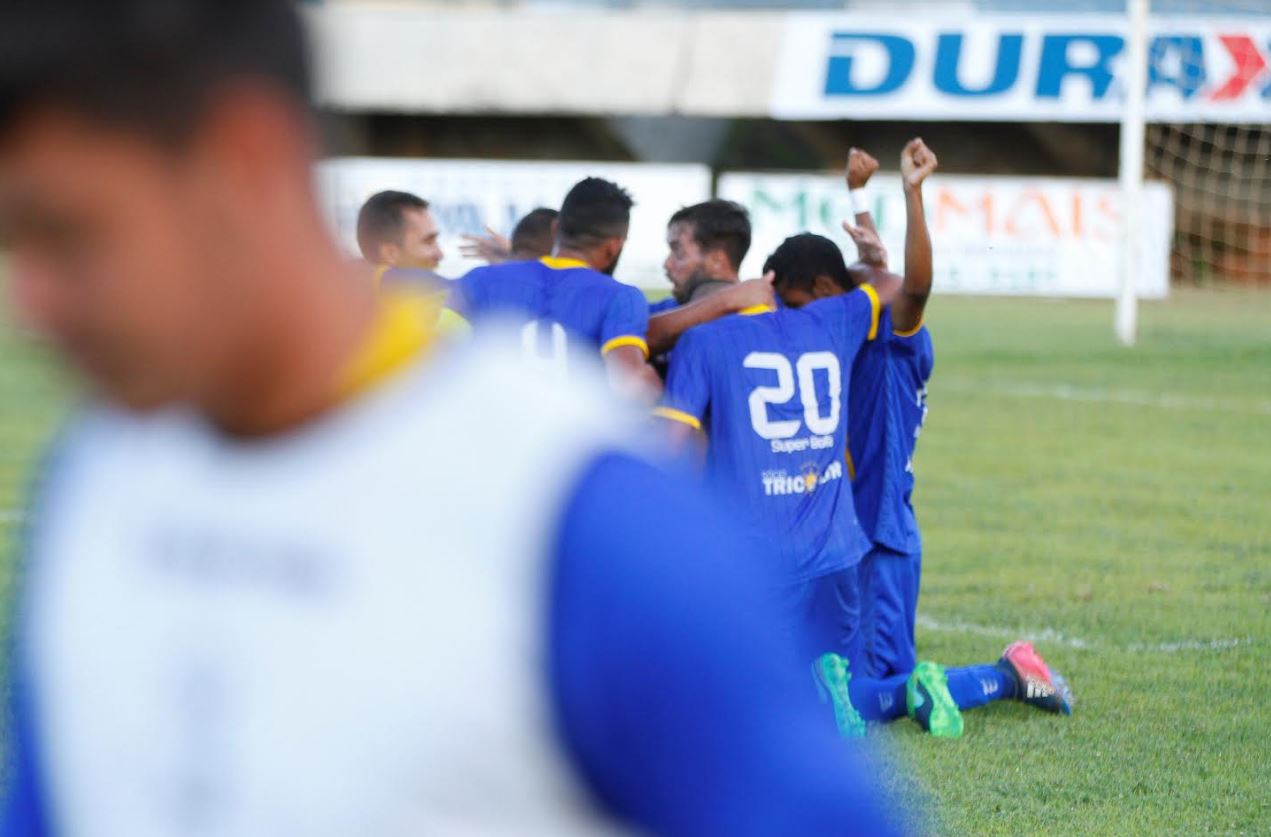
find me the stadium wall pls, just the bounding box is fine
[306,4,1270,284]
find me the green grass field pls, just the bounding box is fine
[1,289,1269,834]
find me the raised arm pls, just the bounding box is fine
[843,147,898,295]
[646,274,774,357]
[846,147,884,245]
[892,138,938,334]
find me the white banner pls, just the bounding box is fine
[718,173,1173,299]
[773,13,1271,123]
[317,158,712,289]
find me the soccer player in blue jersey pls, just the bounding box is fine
[646,201,776,380]
[0,2,904,834]
[449,178,658,393]
[655,200,750,310]
[798,141,1076,736]
[656,229,905,736]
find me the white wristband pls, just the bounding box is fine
[849,187,872,216]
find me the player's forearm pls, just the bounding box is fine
[606,347,663,402]
[855,211,880,243]
[646,293,736,356]
[894,184,933,333]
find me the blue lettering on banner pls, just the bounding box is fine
[933,32,1024,97]
[824,33,915,96]
[814,26,1271,111]
[1035,35,1123,99]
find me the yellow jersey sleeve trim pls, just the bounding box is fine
[893,318,924,338]
[653,406,703,431]
[601,334,650,359]
[860,284,881,341]
[845,447,857,481]
[738,304,777,316]
[539,255,591,271]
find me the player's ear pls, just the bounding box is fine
[378,241,401,267]
[705,249,729,279]
[603,236,625,270]
[812,274,842,299]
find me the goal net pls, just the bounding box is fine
[1146,123,1270,285]
[1142,3,1271,285]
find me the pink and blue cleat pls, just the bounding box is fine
[999,641,1075,715]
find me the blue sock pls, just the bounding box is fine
[944,663,1018,711]
[848,672,909,722]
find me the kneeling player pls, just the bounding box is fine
[654,226,906,737]
[776,141,1075,737]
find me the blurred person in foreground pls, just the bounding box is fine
[0,2,902,836]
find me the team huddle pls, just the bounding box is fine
[355,140,1075,740]
[2,1,1074,833]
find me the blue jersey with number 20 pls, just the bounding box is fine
[658,287,882,584]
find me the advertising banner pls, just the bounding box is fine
[317,158,712,289]
[718,173,1173,299]
[773,13,1271,123]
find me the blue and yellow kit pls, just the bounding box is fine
[451,257,649,359]
[657,287,882,585]
[848,308,934,557]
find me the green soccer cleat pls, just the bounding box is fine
[812,652,867,738]
[907,661,964,739]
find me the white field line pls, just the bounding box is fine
[0,501,1254,656]
[937,379,1271,417]
[916,614,1252,655]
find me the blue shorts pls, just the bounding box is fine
[857,545,921,679]
[778,568,862,664]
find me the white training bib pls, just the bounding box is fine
[25,333,639,837]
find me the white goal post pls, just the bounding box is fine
[1121,0,1271,346]
[1117,0,1150,347]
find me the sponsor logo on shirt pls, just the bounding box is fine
[770,434,835,454]
[761,460,844,496]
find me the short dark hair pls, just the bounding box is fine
[763,233,852,295]
[357,191,430,258]
[0,0,311,142]
[669,200,752,271]
[557,178,633,249]
[510,208,558,258]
